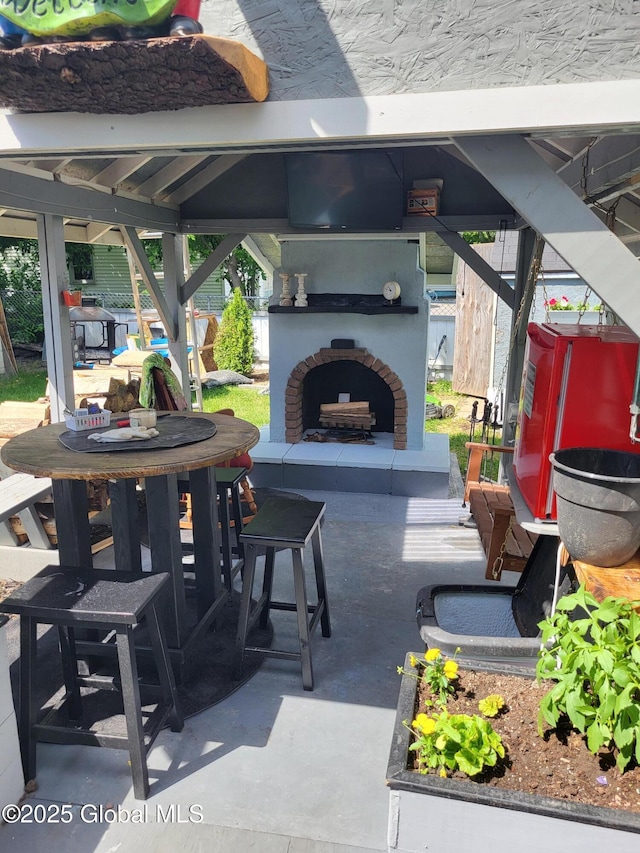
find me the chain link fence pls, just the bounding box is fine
[0,288,45,344]
[0,289,269,345]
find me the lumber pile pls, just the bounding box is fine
[0,400,50,440]
[319,401,375,430]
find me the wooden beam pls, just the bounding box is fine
[164,154,248,205]
[557,134,640,196]
[0,214,123,243]
[606,196,640,235]
[37,214,75,421]
[28,158,71,172]
[0,165,179,230]
[86,222,118,243]
[121,226,177,341]
[437,230,514,309]
[242,235,275,279]
[453,134,640,339]
[92,155,152,189]
[180,234,245,303]
[182,215,518,236]
[136,155,209,199]
[125,244,147,348]
[2,80,640,157]
[501,229,541,457]
[162,233,190,401]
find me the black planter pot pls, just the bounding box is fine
[386,654,640,853]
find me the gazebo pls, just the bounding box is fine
[0,2,638,442]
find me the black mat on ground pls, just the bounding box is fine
[5,592,273,727]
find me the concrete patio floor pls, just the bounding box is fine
[0,472,509,853]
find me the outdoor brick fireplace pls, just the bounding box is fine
[284,346,408,449]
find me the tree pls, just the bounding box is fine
[140,235,265,297]
[0,238,44,343]
[0,238,95,343]
[462,231,496,244]
[213,287,255,375]
[188,235,263,297]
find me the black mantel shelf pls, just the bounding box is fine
[268,293,419,315]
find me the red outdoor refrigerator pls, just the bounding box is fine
[512,322,640,522]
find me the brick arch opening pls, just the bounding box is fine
[284,347,407,449]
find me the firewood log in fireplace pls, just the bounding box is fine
[319,401,375,430]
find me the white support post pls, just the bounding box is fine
[453,134,640,339]
[162,233,190,407]
[37,213,75,422]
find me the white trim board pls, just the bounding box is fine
[2,80,640,156]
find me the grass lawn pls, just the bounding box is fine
[0,368,48,404]
[425,379,502,479]
[0,368,271,426]
[201,385,270,425]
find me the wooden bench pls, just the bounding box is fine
[0,473,54,551]
[464,442,538,581]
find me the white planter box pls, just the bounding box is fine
[387,654,640,853]
[546,311,601,324]
[0,618,24,811]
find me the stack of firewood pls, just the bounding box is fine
[319,401,375,430]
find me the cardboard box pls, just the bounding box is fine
[407,188,440,216]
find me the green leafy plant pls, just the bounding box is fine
[537,586,640,772]
[397,648,460,707]
[406,711,505,778]
[213,287,256,376]
[478,694,505,718]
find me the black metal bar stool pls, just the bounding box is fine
[233,497,331,691]
[177,466,247,593]
[214,467,247,591]
[0,566,183,800]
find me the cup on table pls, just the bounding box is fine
[129,409,157,429]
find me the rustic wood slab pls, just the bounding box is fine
[0,34,269,114]
[0,411,259,480]
[573,553,640,606]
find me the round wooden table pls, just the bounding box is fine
[1,412,260,668]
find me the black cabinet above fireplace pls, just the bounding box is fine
[268,293,419,315]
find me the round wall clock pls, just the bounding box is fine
[382,281,401,302]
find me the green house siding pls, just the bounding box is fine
[86,246,227,299]
[89,245,131,292]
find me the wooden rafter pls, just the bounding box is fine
[121,226,177,341]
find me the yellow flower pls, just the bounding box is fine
[412,714,436,735]
[439,768,447,778]
[425,648,441,662]
[443,661,459,679]
[409,654,418,668]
